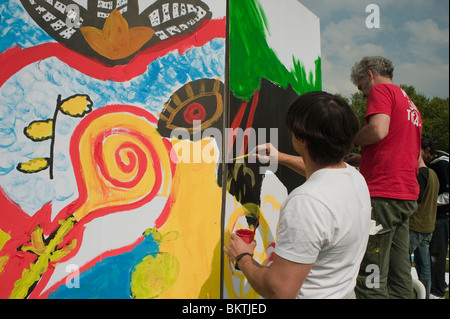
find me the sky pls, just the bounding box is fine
[298,0,449,99]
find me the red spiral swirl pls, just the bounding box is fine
[93,128,162,190]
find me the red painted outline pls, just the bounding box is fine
[227,90,260,157]
[0,18,225,86]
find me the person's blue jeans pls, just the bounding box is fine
[410,231,433,299]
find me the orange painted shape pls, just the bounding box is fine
[80,9,155,60]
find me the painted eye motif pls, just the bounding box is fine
[183,102,207,125]
[158,78,224,138]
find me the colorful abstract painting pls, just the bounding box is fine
[0,0,226,299]
[0,0,320,299]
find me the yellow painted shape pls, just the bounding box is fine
[130,252,179,299]
[73,112,171,221]
[262,194,282,211]
[158,138,222,298]
[25,120,53,141]
[10,217,76,299]
[0,229,10,274]
[17,158,49,173]
[0,256,9,275]
[60,95,92,117]
[0,228,10,251]
[21,226,45,255]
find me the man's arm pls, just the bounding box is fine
[353,113,390,146]
[224,234,312,299]
[253,143,306,176]
[237,252,312,299]
[417,167,429,203]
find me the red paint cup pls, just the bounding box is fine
[236,229,255,244]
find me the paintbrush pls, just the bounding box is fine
[231,153,250,161]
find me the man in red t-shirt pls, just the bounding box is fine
[346,56,422,299]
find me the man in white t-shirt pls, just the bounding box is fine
[224,91,371,299]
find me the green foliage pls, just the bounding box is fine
[349,91,367,127]
[347,85,449,153]
[229,0,321,100]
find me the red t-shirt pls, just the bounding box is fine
[360,84,422,200]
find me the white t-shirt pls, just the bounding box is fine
[275,164,371,299]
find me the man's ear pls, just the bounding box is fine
[295,138,308,154]
[299,139,308,150]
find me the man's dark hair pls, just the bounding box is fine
[421,137,436,155]
[285,91,359,165]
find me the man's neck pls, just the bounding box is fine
[374,74,393,86]
[303,155,346,179]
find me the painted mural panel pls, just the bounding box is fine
[223,0,321,298]
[1,0,321,300]
[0,0,226,299]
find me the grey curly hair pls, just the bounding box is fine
[350,56,394,86]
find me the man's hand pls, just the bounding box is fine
[223,233,256,264]
[344,153,361,167]
[251,143,279,164]
[252,143,306,176]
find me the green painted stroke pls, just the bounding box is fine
[229,0,322,100]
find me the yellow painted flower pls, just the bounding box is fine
[24,120,53,141]
[17,157,50,174]
[60,95,93,117]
